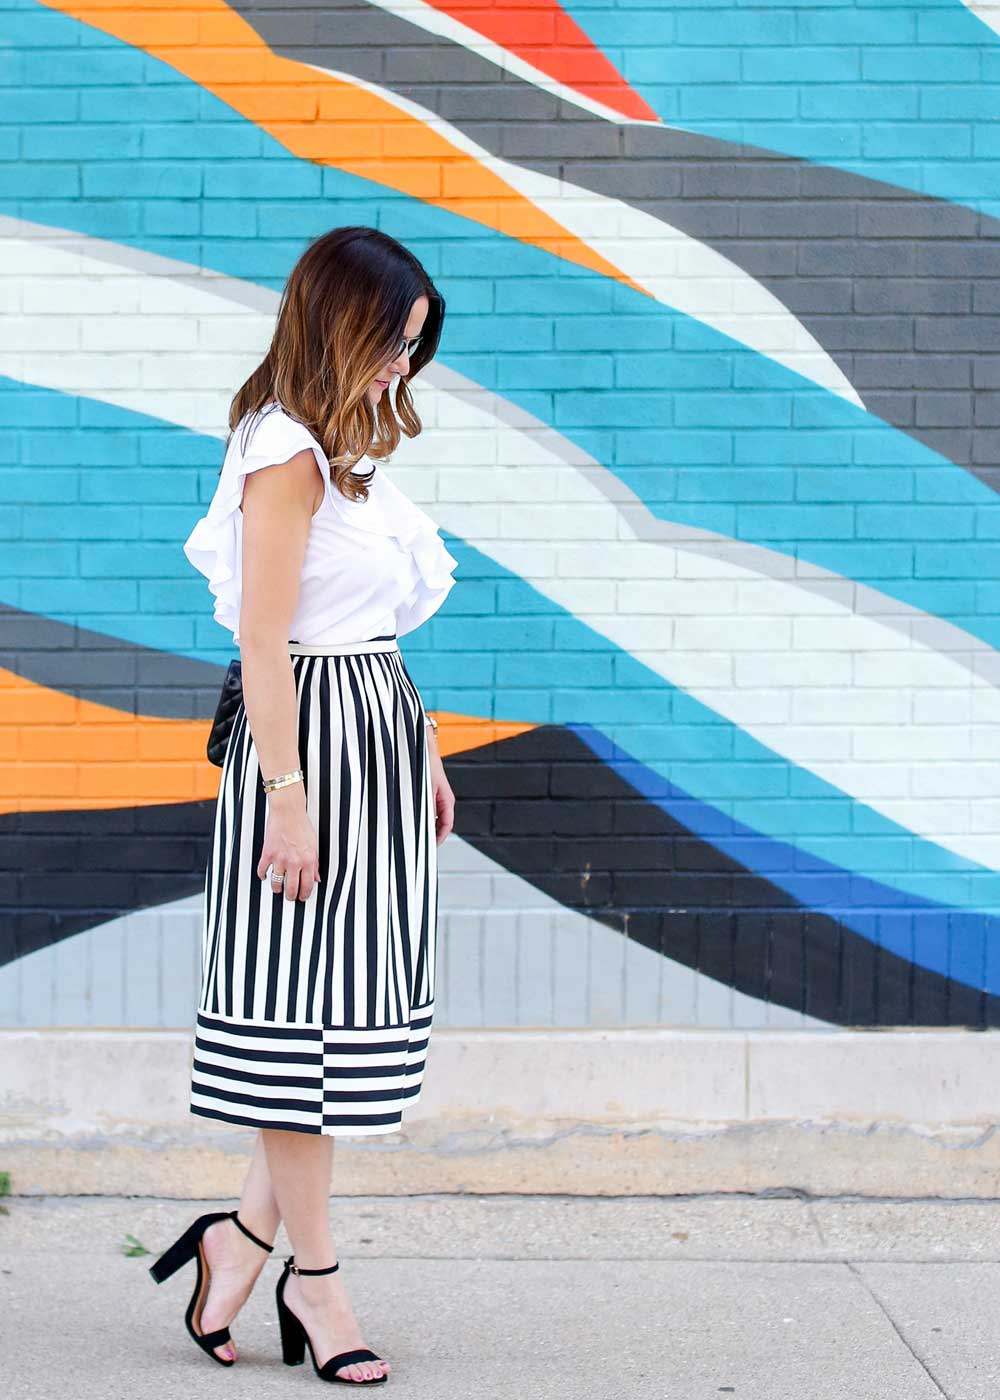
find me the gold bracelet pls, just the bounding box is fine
[424,712,438,732]
[262,768,304,793]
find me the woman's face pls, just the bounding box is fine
[367,294,430,404]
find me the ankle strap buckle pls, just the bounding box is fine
[285,1255,339,1276]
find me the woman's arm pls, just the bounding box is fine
[423,721,455,846]
[239,447,325,901]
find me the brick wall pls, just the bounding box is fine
[1,0,999,1028]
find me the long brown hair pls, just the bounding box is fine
[228,226,445,503]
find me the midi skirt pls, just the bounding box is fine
[190,635,438,1136]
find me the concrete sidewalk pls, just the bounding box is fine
[3,1194,1000,1399]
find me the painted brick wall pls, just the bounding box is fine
[1,0,999,1029]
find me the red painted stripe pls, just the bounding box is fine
[428,0,660,122]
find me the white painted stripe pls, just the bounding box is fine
[959,2,1000,40]
[0,224,277,432]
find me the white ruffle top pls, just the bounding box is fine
[182,403,458,646]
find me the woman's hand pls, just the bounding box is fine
[427,733,454,846]
[255,786,322,901]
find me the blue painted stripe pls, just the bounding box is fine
[572,720,1000,997]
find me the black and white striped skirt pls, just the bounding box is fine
[190,635,438,1136]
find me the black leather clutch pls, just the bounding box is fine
[207,658,243,767]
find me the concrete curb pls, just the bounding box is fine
[3,1027,1000,1197]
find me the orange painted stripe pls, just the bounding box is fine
[38,0,649,298]
[428,0,660,123]
[0,668,533,814]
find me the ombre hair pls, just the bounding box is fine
[228,226,445,504]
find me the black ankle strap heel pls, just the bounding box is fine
[276,1255,388,1384]
[148,1208,275,1367]
[230,1210,274,1253]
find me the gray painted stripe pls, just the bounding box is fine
[0,603,225,718]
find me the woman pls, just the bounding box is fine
[149,227,459,1386]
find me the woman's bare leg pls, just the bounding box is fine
[262,1127,390,1383]
[238,1127,284,1239]
[198,1131,281,1361]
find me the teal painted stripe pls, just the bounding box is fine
[560,0,1000,216]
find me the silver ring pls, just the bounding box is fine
[268,866,286,885]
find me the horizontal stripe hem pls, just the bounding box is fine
[190,1100,408,1137]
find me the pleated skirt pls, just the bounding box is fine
[190,635,438,1136]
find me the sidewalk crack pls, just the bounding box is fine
[845,1261,952,1399]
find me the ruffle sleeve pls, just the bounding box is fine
[182,406,331,638]
[182,404,458,642]
[335,464,459,638]
[390,505,459,638]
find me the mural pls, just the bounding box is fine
[1,0,999,1029]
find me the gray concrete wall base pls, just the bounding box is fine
[3,1028,1000,1198]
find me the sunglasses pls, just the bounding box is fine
[393,334,423,359]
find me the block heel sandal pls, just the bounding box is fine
[276,1256,388,1385]
[148,1208,274,1365]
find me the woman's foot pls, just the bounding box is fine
[196,1215,274,1362]
[285,1267,391,1383]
